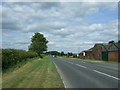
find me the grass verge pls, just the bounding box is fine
[2,56,64,88]
[2,57,39,74]
[59,56,120,64]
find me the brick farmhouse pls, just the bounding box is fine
[78,42,120,62]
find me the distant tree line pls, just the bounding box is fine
[46,51,78,58]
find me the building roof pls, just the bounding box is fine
[95,42,119,51]
[79,42,119,54]
[85,48,93,52]
[78,48,93,55]
[95,43,111,51]
[108,43,119,51]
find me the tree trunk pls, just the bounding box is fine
[38,53,43,58]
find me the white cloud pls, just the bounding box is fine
[89,24,102,31]
[48,41,55,45]
[2,2,118,53]
[4,0,119,2]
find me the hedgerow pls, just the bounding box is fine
[2,49,38,70]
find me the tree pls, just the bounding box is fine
[28,32,48,58]
[73,54,77,58]
[46,51,62,56]
[67,52,73,56]
[118,40,120,43]
[60,52,65,56]
[109,40,115,44]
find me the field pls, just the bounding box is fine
[2,56,64,88]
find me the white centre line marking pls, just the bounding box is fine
[76,64,87,68]
[93,70,120,80]
[69,62,73,64]
[66,61,73,64]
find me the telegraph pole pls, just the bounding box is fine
[77,47,80,57]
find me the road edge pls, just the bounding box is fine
[52,59,67,88]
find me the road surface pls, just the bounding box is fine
[50,56,119,88]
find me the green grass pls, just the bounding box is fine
[59,56,120,64]
[103,61,120,64]
[2,56,64,88]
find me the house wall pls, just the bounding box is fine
[79,56,85,59]
[108,50,119,62]
[78,53,85,59]
[79,45,102,60]
[79,43,119,62]
[92,45,102,60]
[85,51,94,59]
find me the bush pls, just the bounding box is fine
[2,49,38,70]
[73,54,77,58]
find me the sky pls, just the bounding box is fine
[1,1,118,53]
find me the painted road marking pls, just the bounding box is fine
[70,62,73,64]
[64,60,119,81]
[64,61,87,68]
[66,61,73,64]
[93,70,120,80]
[76,64,87,68]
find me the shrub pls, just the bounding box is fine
[73,54,77,58]
[2,49,38,70]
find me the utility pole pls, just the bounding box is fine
[77,47,80,57]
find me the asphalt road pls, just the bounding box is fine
[50,56,119,88]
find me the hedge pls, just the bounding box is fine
[2,49,38,70]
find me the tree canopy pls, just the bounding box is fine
[28,32,48,58]
[60,52,65,56]
[108,40,115,44]
[67,52,73,56]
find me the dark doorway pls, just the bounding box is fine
[102,51,108,61]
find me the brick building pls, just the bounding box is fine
[78,51,85,59]
[78,48,94,60]
[78,42,119,62]
[108,43,119,62]
[84,48,94,59]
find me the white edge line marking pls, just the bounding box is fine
[93,70,120,80]
[76,64,87,68]
[52,61,67,88]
